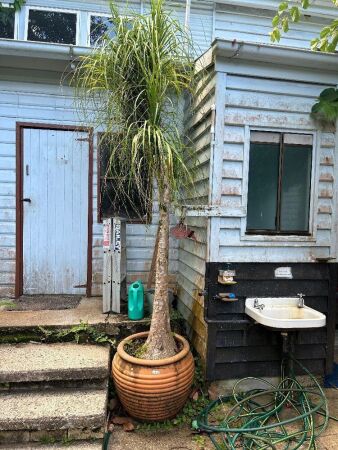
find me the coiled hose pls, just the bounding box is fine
[195,355,338,449]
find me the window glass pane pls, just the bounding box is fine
[247,143,280,231]
[27,9,77,45]
[0,7,15,39]
[90,15,115,46]
[280,145,312,232]
[99,137,148,220]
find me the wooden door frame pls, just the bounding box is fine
[15,122,94,298]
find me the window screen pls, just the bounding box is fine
[0,7,15,39]
[27,9,77,45]
[247,132,312,234]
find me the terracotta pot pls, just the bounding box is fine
[112,331,195,421]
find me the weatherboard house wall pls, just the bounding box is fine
[183,41,338,379]
[0,0,338,380]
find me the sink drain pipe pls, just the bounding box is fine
[194,353,338,449]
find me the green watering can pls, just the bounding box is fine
[128,280,144,320]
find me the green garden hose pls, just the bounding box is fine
[195,355,338,449]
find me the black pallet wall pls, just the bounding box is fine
[205,263,337,381]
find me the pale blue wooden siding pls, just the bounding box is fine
[23,128,89,295]
[0,79,178,298]
[19,0,213,54]
[177,70,216,358]
[1,0,338,299]
[214,3,330,49]
[7,0,338,56]
[216,74,337,263]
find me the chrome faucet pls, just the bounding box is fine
[297,293,305,308]
[254,299,265,311]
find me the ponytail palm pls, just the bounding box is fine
[75,0,196,359]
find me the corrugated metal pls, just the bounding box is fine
[0,78,178,298]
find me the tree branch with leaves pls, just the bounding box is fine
[0,1,25,11]
[271,0,338,52]
[271,1,338,123]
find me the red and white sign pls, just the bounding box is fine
[103,219,111,249]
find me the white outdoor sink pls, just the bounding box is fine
[245,297,326,329]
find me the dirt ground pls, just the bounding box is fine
[109,426,212,450]
[109,388,338,450]
[3,295,82,311]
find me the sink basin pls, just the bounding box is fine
[245,297,326,329]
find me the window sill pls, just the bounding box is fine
[242,233,316,243]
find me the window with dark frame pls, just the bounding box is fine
[246,131,313,235]
[98,135,149,223]
[0,7,15,39]
[27,9,77,45]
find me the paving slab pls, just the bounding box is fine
[0,297,149,330]
[0,343,110,383]
[0,443,102,450]
[0,389,107,431]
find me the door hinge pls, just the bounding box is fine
[76,137,90,142]
[73,284,87,288]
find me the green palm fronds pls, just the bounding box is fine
[74,0,197,217]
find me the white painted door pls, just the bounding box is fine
[23,128,89,295]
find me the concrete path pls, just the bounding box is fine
[0,297,149,329]
[109,388,338,450]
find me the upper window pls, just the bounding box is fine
[27,9,77,45]
[89,14,132,46]
[0,7,15,39]
[246,131,313,235]
[89,15,115,46]
[98,135,149,223]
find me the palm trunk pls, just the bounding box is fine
[143,181,177,360]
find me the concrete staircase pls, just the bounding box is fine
[0,343,110,449]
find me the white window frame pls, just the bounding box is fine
[24,6,80,45]
[240,126,319,243]
[0,3,19,40]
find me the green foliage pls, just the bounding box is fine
[0,0,25,11]
[311,18,338,52]
[311,88,338,122]
[124,338,149,358]
[0,299,16,309]
[74,0,197,219]
[192,435,208,449]
[270,1,338,53]
[38,321,116,346]
[271,2,338,123]
[39,435,56,445]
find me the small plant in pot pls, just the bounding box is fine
[75,0,197,421]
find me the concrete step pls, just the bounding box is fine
[0,389,107,445]
[0,343,110,387]
[0,443,102,450]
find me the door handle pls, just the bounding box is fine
[21,198,31,203]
